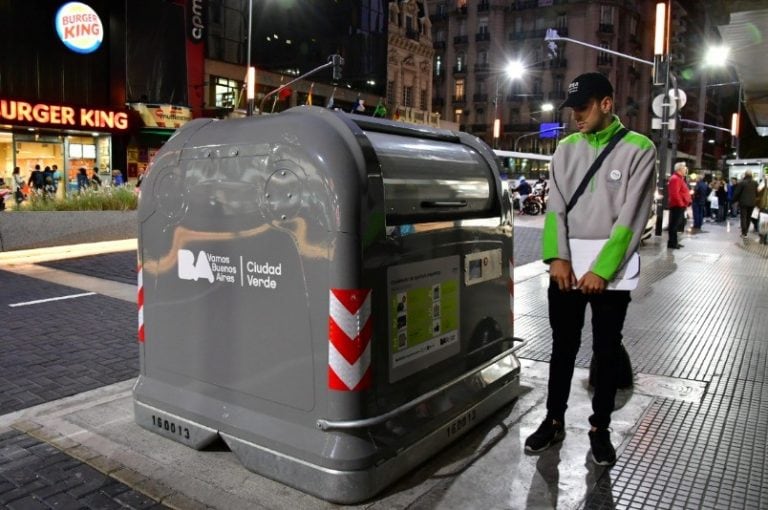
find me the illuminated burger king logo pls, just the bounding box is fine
[55,2,103,54]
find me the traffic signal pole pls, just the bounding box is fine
[257,55,344,115]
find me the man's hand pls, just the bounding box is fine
[576,271,607,294]
[549,259,576,291]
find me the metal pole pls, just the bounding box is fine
[258,60,335,114]
[735,83,742,159]
[246,0,254,116]
[494,75,500,149]
[654,58,670,236]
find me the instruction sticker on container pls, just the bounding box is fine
[387,256,460,382]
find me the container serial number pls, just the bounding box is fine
[446,409,477,437]
[151,415,191,440]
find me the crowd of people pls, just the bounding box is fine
[667,164,768,246]
[1,166,127,208]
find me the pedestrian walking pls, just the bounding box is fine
[691,175,709,231]
[667,162,691,249]
[525,72,656,466]
[12,166,25,205]
[28,164,43,193]
[727,177,738,217]
[733,171,758,238]
[77,167,90,192]
[715,179,727,222]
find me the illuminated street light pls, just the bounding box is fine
[541,102,554,113]
[493,60,526,149]
[701,44,742,158]
[703,45,730,67]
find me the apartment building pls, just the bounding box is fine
[428,0,656,152]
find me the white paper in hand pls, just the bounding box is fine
[569,238,640,290]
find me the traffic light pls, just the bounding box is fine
[331,54,344,81]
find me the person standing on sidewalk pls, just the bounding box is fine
[691,175,709,232]
[667,162,691,249]
[733,171,758,238]
[524,72,656,466]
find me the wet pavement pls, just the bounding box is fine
[0,215,766,509]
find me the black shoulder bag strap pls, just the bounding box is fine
[565,128,629,214]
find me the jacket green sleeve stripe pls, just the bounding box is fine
[592,225,633,280]
[592,145,656,280]
[542,211,561,261]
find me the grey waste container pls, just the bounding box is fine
[134,106,523,504]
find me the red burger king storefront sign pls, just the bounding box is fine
[0,99,131,133]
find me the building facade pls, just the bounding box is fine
[204,0,389,116]
[428,0,656,152]
[0,0,204,189]
[385,1,444,125]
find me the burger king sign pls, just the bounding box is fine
[55,2,104,54]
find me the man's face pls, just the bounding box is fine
[570,97,611,134]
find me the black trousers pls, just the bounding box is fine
[668,207,685,246]
[739,205,754,236]
[545,282,631,429]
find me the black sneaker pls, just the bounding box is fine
[524,419,565,453]
[589,428,616,466]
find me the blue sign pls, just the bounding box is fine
[540,122,562,139]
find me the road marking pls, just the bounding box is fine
[8,292,97,307]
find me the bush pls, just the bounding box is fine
[20,186,138,211]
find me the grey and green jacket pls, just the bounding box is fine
[542,116,656,282]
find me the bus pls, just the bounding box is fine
[493,149,552,182]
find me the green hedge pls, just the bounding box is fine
[19,186,139,211]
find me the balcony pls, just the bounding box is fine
[474,62,491,74]
[475,32,491,42]
[478,1,490,12]
[452,95,466,104]
[509,0,537,10]
[549,58,568,69]
[508,29,546,41]
[596,55,613,67]
[429,12,448,23]
[405,28,420,41]
[598,23,615,34]
[453,65,467,75]
[473,93,489,103]
[453,35,468,45]
[433,40,446,50]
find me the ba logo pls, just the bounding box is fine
[177,250,214,283]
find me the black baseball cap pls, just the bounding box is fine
[558,72,614,110]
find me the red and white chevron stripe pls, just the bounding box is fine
[328,288,372,391]
[137,264,145,343]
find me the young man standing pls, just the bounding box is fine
[524,73,656,466]
[667,162,691,248]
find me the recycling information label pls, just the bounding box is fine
[387,256,460,382]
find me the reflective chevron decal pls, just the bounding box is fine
[328,288,372,391]
[137,264,145,343]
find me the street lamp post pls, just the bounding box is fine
[514,126,566,152]
[493,60,525,149]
